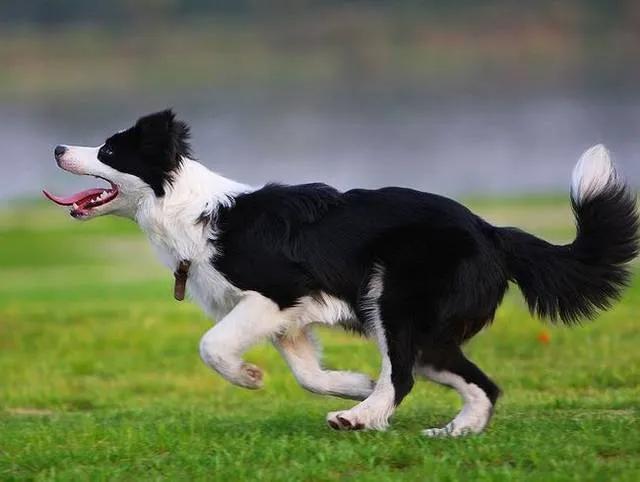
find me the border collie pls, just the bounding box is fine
[44,110,639,436]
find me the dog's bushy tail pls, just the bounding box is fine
[497,145,639,324]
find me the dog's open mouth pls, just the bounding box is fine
[43,177,119,218]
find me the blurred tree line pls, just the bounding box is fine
[1,0,637,98]
[0,0,631,28]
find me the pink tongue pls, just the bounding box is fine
[42,188,106,206]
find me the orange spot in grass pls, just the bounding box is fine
[537,330,551,344]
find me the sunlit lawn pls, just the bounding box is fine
[1,198,639,481]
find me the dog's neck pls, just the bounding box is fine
[135,158,251,271]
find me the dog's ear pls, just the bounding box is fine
[135,109,192,170]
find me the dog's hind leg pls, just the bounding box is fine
[199,291,289,389]
[275,326,375,400]
[326,265,417,431]
[416,344,500,437]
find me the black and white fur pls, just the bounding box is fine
[49,110,639,436]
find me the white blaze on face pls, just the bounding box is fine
[55,145,101,175]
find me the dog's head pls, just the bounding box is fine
[44,109,191,220]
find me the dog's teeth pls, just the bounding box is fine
[72,203,78,209]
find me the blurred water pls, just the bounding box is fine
[3,87,639,202]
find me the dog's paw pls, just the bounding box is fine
[239,363,264,389]
[422,422,479,438]
[326,411,366,431]
[326,408,390,431]
[423,402,492,437]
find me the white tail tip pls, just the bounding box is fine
[571,144,617,204]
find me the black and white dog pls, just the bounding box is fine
[44,110,638,436]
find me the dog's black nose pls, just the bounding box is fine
[54,145,67,160]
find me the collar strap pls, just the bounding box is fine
[173,259,191,301]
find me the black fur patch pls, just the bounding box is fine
[98,109,191,196]
[498,182,639,324]
[210,179,638,408]
[213,184,506,334]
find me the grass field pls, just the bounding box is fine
[1,198,639,481]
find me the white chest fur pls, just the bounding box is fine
[134,160,249,319]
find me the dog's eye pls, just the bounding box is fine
[100,146,113,158]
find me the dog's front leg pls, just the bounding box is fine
[199,291,286,389]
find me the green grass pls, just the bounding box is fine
[1,198,639,481]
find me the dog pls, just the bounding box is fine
[44,109,639,436]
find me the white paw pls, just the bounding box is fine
[423,387,493,437]
[238,363,263,389]
[326,408,390,431]
[422,417,486,437]
[326,410,367,431]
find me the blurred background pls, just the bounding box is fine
[2,0,640,201]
